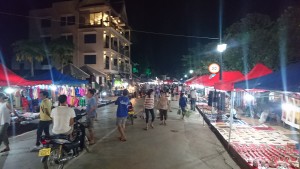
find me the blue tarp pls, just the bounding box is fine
[28,67,88,85]
[234,62,300,92]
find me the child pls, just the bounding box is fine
[128,102,135,125]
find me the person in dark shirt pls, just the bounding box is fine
[179,93,188,119]
[115,89,130,141]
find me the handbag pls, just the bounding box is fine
[185,110,191,118]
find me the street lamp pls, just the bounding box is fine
[189,70,194,74]
[217,43,227,80]
[184,74,187,78]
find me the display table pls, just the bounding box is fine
[197,105,300,169]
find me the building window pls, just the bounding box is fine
[84,55,96,64]
[67,16,75,25]
[113,59,118,66]
[104,35,110,48]
[61,34,73,42]
[60,17,66,26]
[61,16,75,26]
[84,34,96,43]
[105,56,110,69]
[41,18,51,28]
[89,12,103,25]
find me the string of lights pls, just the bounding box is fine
[0,10,219,40]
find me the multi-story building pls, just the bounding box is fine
[12,0,132,84]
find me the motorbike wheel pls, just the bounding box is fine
[84,136,90,153]
[43,148,65,169]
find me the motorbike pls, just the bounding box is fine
[39,110,90,169]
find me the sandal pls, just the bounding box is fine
[120,138,127,142]
[0,148,10,153]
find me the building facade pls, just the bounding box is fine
[12,0,132,84]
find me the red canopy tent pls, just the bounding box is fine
[0,64,50,86]
[163,79,173,84]
[214,63,273,91]
[185,76,198,85]
[193,71,244,87]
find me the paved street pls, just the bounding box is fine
[0,98,239,169]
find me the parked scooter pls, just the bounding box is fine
[39,110,89,169]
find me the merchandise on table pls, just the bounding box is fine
[197,105,299,169]
[231,143,299,168]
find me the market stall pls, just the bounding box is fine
[196,62,300,169]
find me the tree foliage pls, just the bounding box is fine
[181,7,300,75]
[49,37,74,72]
[12,39,46,76]
[277,6,300,65]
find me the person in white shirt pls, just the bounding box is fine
[51,95,76,135]
[190,89,197,111]
[0,93,12,153]
[166,91,172,112]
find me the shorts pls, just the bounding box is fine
[86,117,95,129]
[116,117,127,126]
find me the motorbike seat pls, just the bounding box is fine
[51,134,71,144]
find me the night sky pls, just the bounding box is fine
[0,0,298,77]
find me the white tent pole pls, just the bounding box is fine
[228,89,235,149]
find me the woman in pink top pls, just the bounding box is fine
[143,89,155,130]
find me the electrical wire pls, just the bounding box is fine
[0,10,219,40]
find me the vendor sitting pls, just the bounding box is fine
[51,95,76,136]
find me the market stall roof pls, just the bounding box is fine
[60,63,89,79]
[184,76,199,85]
[0,64,50,86]
[80,65,106,77]
[234,62,300,92]
[214,63,272,91]
[163,79,173,84]
[192,71,244,87]
[27,67,88,85]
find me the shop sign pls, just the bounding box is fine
[281,95,300,129]
[208,63,220,74]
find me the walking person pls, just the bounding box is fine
[93,90,99,121]
[179,93,188,119]
[156,91,169,125]
[144,89,155,130]
[190,89,197,111]
[166,90,172,112]
[32,91,52,151]
[115,89,130,141]
[0,93,12,153]
[86,89,97,145]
